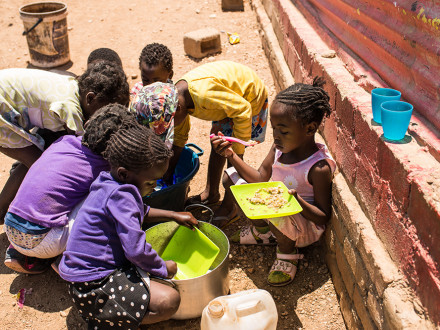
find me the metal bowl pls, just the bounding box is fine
[145,221,230,319]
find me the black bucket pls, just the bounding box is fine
[143,143,203,212]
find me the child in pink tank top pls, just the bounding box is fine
[211,77,335,286]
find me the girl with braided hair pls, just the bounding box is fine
[211,77,336,286]
[4,104,136,274]
[59,124,197,329]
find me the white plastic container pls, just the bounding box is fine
[201,289,278,330]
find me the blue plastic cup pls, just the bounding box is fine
[371,88,401,124]
[380,101,413,140]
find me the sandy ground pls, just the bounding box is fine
[0,0,345,328]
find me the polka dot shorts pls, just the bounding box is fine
[68,265,150,330]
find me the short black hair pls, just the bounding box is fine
[139,43,173,72]
[104,124,172,171]
[87,48,122,67]
[82,103,137,156]
[274,76,331,126]
[77,61,130,106]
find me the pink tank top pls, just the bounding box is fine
[271,143,336,204]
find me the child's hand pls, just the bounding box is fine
[287,189,298,198]
[165,260,178,279]
[173,212,198,230]
[211,132,234,158]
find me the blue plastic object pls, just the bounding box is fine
[143,143,204,212]
[371,88,401,124]
[381,101,413,141]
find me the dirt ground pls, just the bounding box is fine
[0,0,345,329]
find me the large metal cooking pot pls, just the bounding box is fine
[145,221,230,319]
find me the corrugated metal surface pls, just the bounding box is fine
[299,0,440,130]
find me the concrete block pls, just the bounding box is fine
[324,227,336,254]
[222,0,244,11]
[357,225,401,296]
[383,284,435,330]
[183,28,221,59]
[367,290,384,329]
[330,209,347,244]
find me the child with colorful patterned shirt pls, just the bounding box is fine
[0,61,129,222]
[211,77,336,286]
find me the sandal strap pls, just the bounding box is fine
[276,253,304,261]
[270,259,295,273]
[240,226,274,244]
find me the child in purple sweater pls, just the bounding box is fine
[4,104,133,273]
[59,124,188,328]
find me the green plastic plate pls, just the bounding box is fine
[230,181,303,219]
[160,226,220,280]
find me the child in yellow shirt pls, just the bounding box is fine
[172,60,268,224]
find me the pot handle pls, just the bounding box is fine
[184,204,214,223]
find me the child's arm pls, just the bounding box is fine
[146,208,198,229]
[211,134,274,183]
[293,160,333,226]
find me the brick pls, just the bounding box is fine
[357,225,401,296]
[335,129,357,185]
[321,111,338,154]
[353,285,376,330]
[367,290,384,329]
[335,239,355,298]
[353,106,381,167]
[324,227,336,254]
[408,173,440,265]
[343,237,368,295]
[412,243,440,325]
[339,291,362,329]
[183,28,221,59]
[221,0,244,11]
[374,190,406,262]
[354,153,382,220]
[377,139,411,210]
[334,87,355,135]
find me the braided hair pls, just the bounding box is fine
[82,104,137,156]
[87,48,123,67]
[274,76,331,126]
[104,124,173,171]
[139,43,173,72]
[77,61,130,106]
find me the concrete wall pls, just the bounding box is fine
[252,0,439,327]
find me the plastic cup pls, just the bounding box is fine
[380,101,413,141]
[371,88,401,124]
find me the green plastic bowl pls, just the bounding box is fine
[160,226,220,280]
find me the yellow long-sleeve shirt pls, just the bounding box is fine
[174,61,268,154]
